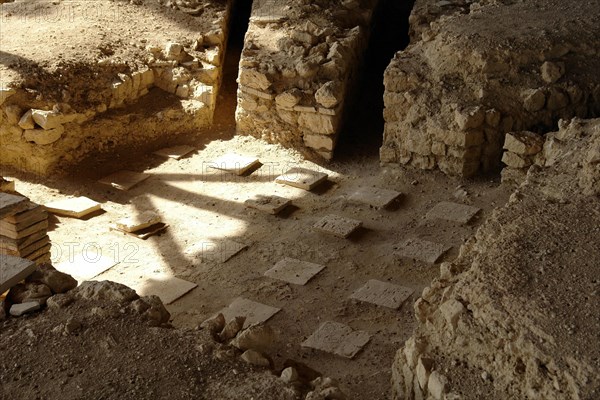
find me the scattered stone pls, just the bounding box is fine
[281,367,300,383]
[138,295,171,325]
[219,316,246,342]
[199,313,226,336]
[72,280,139,303]
[395,238,451,264]
[0,192,28,219]
[55,253,119,283]
[153,145,195,160]
[8,281,52,305]
[230,323,276,352]
[348,187,402,209]
[209,153,261,175]
[350,279,414,309]
[245,195,292,215]
[115,211,161,233]
[241,349,270,367]
[503,131,545,155]
[9,301,41,316]
[541,61,565,83]
[44,196,101,218]
[46,293,74,309]
[264,258,325,285]
[439,299,465,331]
[98,170,150,191]
[64,317,82,334]
[31,109,64,129]
[313,215,362,238]
[426,201,481,224]
[428,371,449,399]
[275,167,328,191]
[416,356,435,390]
[217,297,281,329]
[0,178,15,193]
[186,239,247,263]
[302,321,371,359]
[0,255,37,294]
[27,264,77,294]
[522,89,546,112]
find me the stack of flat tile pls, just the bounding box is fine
[0,196,51,265]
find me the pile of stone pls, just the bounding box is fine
[0,193,51,265]
[500,131,544,185]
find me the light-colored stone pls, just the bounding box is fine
[18,110,35,129]
[503,131,544,155]
[275,90,302,108]
[245,195,291,215]
[275,167,328,191]
[230,323,276,352]
[454,107,485,130]
[428,371,448,399]
[439,299,465,331]
[55,253,118,283]
[31,109,65,130]
[302,321,371,359]
[416,357,435,390]
[280,367,299,383]
[239,68,271,91]
[304,134,335,151]
[220,316,246,342]
[396,238,451,264]
[0,255,37,294]
[216,297,281,329]
[264,258,325,285]
[115,211,161,233]
[241,349,270,367]
[502,151,532,168]
[98,170,150,191]
[523,89,546,112]
[44,196,101,218]
[23,126,64,145]
[27,264,77,294]
[348,187,402,209]
[426,202,481,224]
[350,279,414,309]
[9,301,41,316]
[315,81,341,109]
[313,215,362,239]
[541,61,565,83]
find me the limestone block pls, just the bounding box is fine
[315,81,341,109]
[454,106,485,130]
[299,112,337,135]
[241,86,274,100]
[23,125,64,145]
[438,156,480,177]
[275,89,302,109]
[239,68,270,91]
[304,134,335,151]
[431,141,446,156]
[503,131,544,155]
[204,29,224,46]
[204,47,221,66]
[31,109,65,130]
[428,371,448,400]
[541,61,565,83]
[165,42,184,60]
[196,63,219,84]
[291,30,317,45]
[191,84,215,107]
[522,89,546,112]
[438,299,465,331]
[440,129,484,148]
[501,151,531,168]
[296,61,319,79]
[447,145,481,161]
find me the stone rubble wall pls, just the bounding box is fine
[381,0,600,177]
[391,118,600,400]
[234,0,379,160]
[0,1,232,175]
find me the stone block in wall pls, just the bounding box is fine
[437,129,485,148]
[23,126,64,145]
[501,151,532,169]
[503,131,544,155]
[298,112,338,135]
[438,156,479,177]
[304,134,335,151]
[239,68,271,91]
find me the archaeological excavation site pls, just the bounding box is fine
[1,0,599,398]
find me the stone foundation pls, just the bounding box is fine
[381,0,600,177]
[0,0,232,175]
[234,0,379,160]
